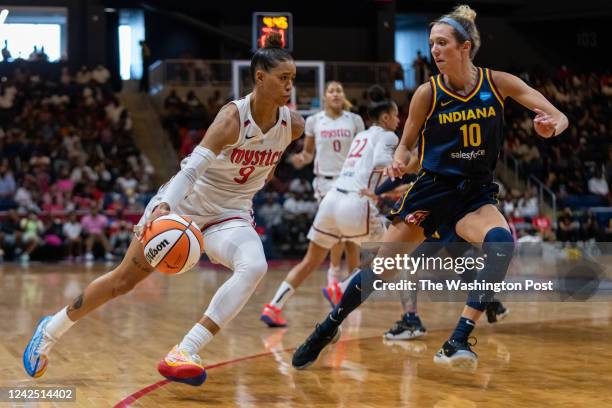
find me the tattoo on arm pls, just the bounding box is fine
[131,257,152,273]
[68,294,84,312]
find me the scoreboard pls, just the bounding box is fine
[252,12,293,52]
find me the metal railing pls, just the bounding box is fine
[149,59,234,94]
[499,148,520,186]
[498,149,558,226]
[528,175,557,227]
[149,59,409,93]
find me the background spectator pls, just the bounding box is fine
[80,205,112,261]
[19,211,44,262]
[62,212,82,261]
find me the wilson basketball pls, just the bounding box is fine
[141,214,204,275]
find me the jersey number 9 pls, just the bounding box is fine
[234,166,256,184]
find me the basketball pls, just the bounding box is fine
[141,214,204,275]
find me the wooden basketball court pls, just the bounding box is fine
[1,261,611,407]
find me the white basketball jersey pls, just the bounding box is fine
[305,111,364,177]
[186,94,293,222]
[335,125,398,192]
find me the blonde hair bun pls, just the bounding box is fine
[452,5,477,23]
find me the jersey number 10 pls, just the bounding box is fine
[460,123,482,147]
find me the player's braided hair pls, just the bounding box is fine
[250,32,294,81]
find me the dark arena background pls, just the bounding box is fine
[0,0,611,406]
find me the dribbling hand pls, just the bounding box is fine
[533,108,557,138]
[359,188,377,200]
[137,203,171,241]
[384,159,407,181]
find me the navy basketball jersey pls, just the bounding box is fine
[418,67,504,178]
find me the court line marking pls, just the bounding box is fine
[113,316,605,407]
[113,335,379,407]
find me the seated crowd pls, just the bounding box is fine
[501,69,609,210]
[0,62,155,262]
[2,64,609,262]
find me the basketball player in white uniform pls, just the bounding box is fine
[261,83,363,328]
[23,33,304,387]
[260,85,399,328]
[289,81,365,287]
[295,82,364,201]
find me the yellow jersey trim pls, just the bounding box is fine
[486,68,505,108]
[436,67,483,103]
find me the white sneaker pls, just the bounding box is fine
[104,253,113,261]
[84,253,94,261]
[20,253,30,263]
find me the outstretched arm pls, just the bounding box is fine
[492,70,569,138]
[386,82,432,180]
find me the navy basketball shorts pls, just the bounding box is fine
[388,170,499,237]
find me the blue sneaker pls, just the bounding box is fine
[23,316,54,378]
[292,323,341,370]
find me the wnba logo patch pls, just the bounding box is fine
[405,210,430,225]
[480,91,492,101]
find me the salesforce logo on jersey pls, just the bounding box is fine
[451,149,485,160]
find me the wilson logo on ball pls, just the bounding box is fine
[146,239,170,264]
[141,214,204,275]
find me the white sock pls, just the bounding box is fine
[44,306,75,342]
[327,265,343,286]
[339,269,360,293]
[178,323,213,355]
[269,281,295,310]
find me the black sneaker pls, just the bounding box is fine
[292,324,341,370]
[384,316,426,340]
[433,337,478,372]
[486,300,509,323]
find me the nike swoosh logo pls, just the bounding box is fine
[245,134,256,139]
[441,100,453,107]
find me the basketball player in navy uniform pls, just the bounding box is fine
[292,4,567,371]
[364,169,509,340]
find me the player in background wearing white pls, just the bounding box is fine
[261,81,365,327]
[260,85,400,328]
[23,33,305,386]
